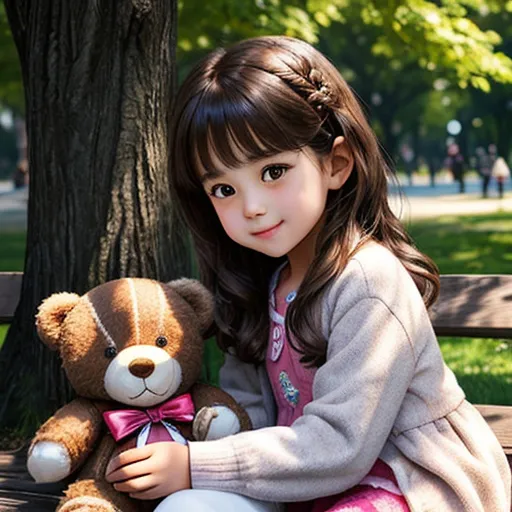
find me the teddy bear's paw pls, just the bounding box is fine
[192,406,218,441]
[207,405,241,439]
[27,441,71,482]
[58,496,121,512]
[194,405,241,441]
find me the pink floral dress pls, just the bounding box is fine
[266,269,410,512]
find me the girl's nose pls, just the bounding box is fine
[243,194,267,218]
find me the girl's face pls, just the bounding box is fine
[201,147,337,259]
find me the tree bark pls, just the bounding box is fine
[0,0,190,433]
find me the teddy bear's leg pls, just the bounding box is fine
[56,436,140,512]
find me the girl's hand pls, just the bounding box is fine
[105,442,191,500]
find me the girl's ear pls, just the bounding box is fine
[327,136,353,190]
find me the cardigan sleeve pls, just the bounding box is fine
[189,292,417,502]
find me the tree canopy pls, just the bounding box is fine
[2,0,512,109]
[177,0,512,89]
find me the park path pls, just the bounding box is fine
[388,174,512,221]
[389,190,512,222]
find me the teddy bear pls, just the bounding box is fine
[26,277,251,512]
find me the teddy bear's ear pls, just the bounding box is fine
[36,292,81,350]
[166,278,214,336]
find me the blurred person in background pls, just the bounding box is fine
[446,143,465,193]
[491,155,510,199]
[12,159,29,189]
[475,146,492,198]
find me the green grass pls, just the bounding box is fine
[1,213,511,404]
[437,337,511,405]
[407,212,512,274]
[0,231,26,271]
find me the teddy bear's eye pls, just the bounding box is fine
[104,347,117,359]
[156,336,168,347]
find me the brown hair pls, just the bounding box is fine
[169,36,439,367]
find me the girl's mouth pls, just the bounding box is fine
[252,221,284,238]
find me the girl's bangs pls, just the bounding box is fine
[186,86,305,178]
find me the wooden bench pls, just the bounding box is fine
[0,272,511,510]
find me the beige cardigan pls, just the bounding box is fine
[189,243,511,511]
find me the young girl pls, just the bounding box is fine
[106,36,511,511]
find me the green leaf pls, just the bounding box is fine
[470,76,491,91]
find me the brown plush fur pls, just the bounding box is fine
[30,278,251,512]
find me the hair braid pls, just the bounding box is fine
[306,69,336,112]
[263,61,337,116]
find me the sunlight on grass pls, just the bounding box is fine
[408,211,512,274]
[439,338,512,405]
[451,250,479,262]
[472,220,512,232]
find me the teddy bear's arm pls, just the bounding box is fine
[190,383,252,441]
[27,397,104,483]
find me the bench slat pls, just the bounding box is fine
[0,489,59,511]
[0,446,64,510]
[431,275,512,338]
[0,272,22,323]
[476,405,512,455]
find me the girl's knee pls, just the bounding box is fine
[154,489,282,512]
[154,490,214,511]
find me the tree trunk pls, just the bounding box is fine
[0,0,190,433]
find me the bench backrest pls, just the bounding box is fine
[430,274,512,339]
[0,272,511,460]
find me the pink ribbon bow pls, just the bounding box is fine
[103,393,195,442]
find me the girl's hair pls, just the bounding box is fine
[169,36,439,367]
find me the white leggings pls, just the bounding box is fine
[154,489,283,512]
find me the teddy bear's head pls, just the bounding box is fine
[35,278,214,408]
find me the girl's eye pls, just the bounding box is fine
[210,184,235,198]
[262,165,287,182]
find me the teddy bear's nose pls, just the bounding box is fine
[128,358,155,379]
